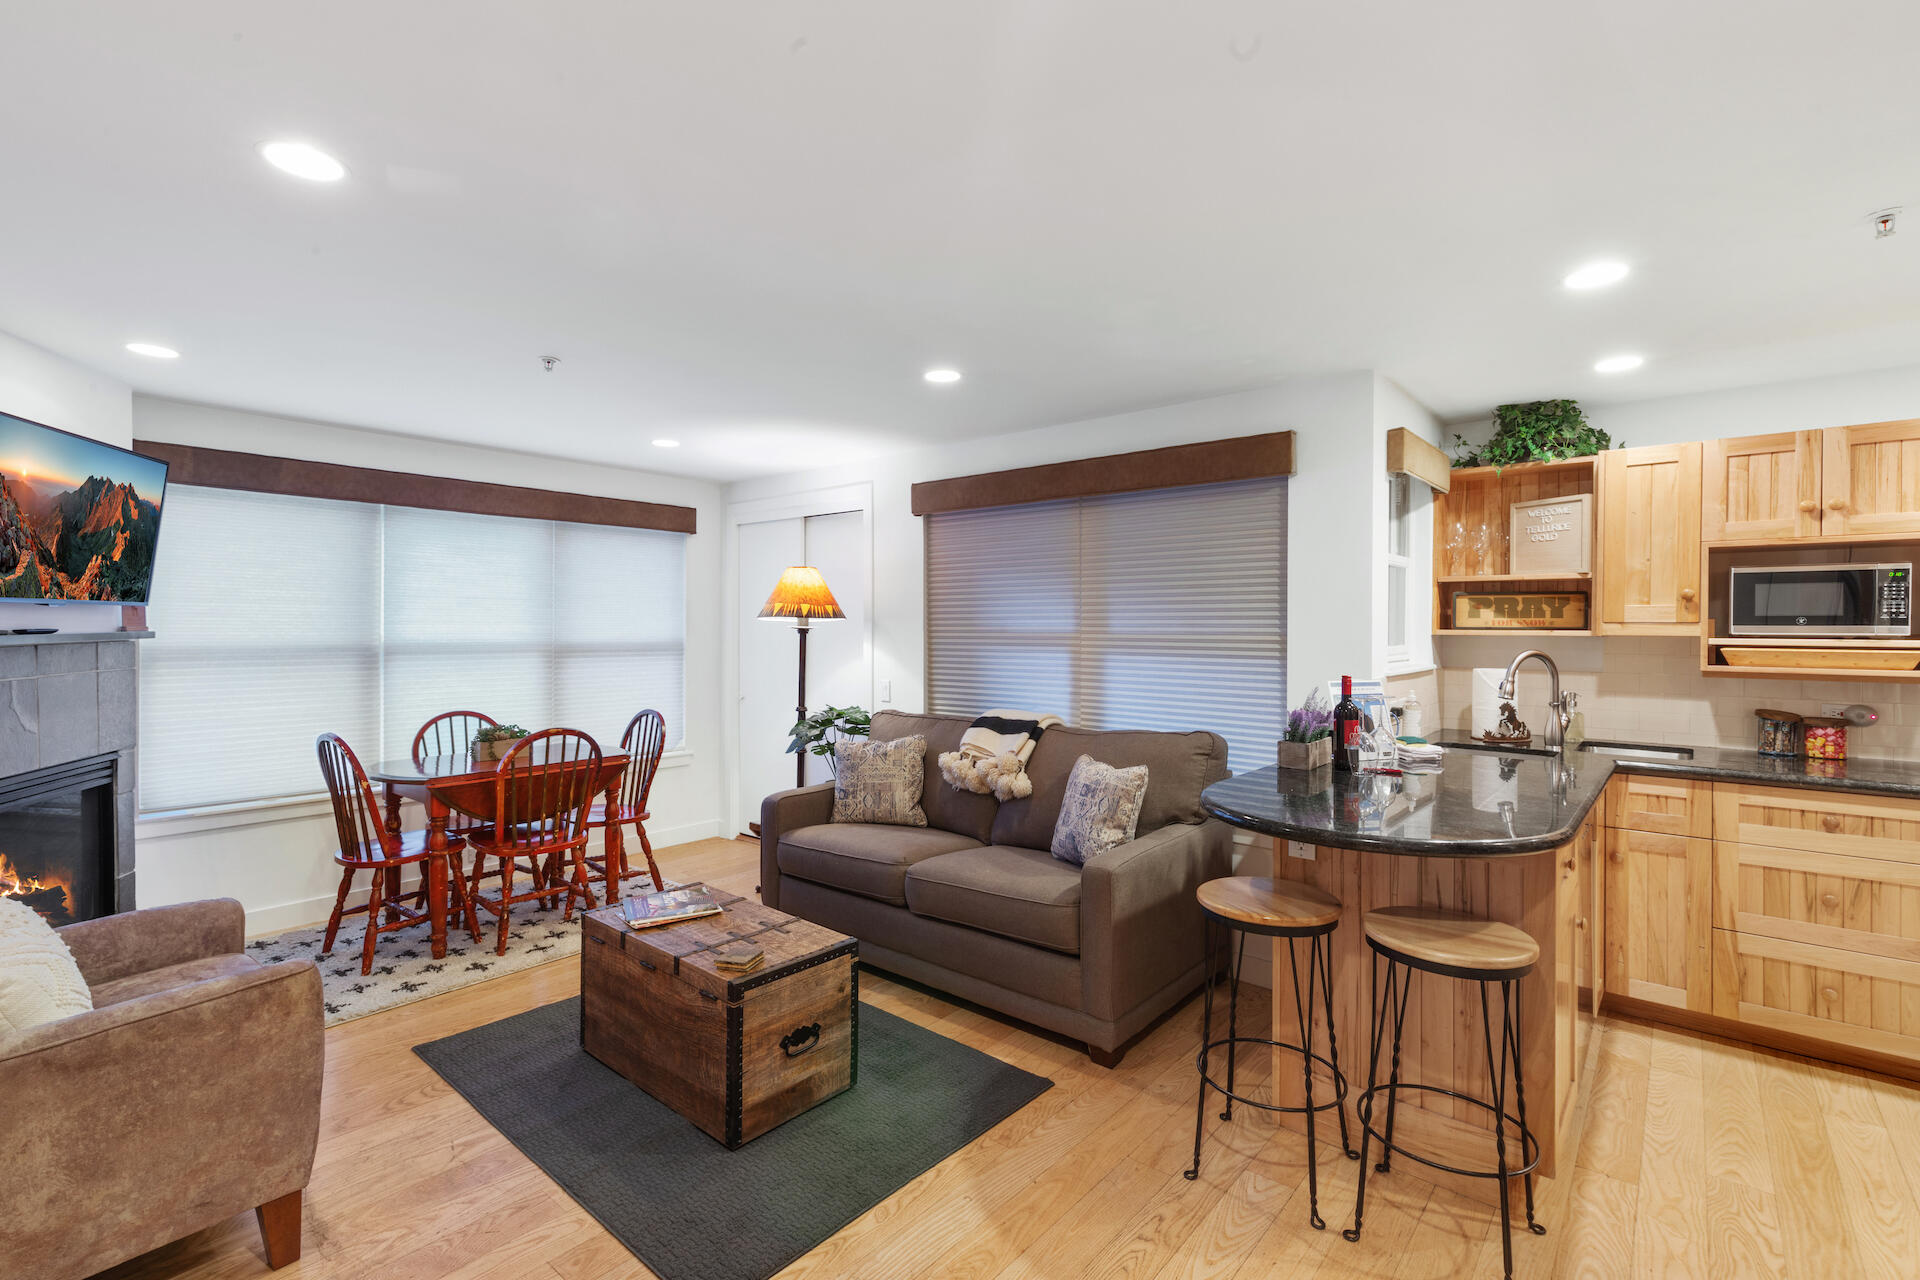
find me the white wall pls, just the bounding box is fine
[131,396,730,932]
[1449,360,1920,454]
[725,372,1382,719]
[0,329,136,632]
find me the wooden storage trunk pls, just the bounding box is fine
[581,892,858,1148]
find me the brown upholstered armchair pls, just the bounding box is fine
[0,899,324,1279]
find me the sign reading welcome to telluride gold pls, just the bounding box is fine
[1508,493,1592,575]
[1452,591,1589,629]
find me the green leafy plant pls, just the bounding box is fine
[1451,399,1614,469]
[786,705,872,774]
[473,723,529,744]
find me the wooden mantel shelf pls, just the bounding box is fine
[0,630,153,647]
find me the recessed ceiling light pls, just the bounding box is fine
[1563,260,1630,290]
[260,140,347,182]
[923,368,962,384]
[651,439,680,449]
[1594,353,1644,373]
[125,342,179,359]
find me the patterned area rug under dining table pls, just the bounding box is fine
[245,884,681,1026]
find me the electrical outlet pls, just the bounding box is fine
[879,679,892,703]
[1822,703,1850,719]
[1287,841,1315,861]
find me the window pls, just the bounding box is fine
[925,478,1285,773]
[139,486,687,812]
[1387,472,1413,663]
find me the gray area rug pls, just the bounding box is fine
[414,995,1053,1280]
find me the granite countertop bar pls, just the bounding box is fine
[1203,735,1920,857]
[1202,752,1610,857]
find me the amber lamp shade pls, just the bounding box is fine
[759,566,845,624]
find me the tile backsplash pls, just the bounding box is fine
[1435,635,1920,760]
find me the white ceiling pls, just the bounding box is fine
[2,2,1917,481]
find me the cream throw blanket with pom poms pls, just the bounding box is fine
[937,710,1063,801]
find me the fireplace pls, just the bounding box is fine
[0,753,118,928]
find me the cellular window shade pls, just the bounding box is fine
[140,487,687,811]
[140,487,383,810]
[926,478,1286,773]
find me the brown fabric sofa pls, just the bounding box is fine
[761,711,1234,1065]
[0,899,324,1280]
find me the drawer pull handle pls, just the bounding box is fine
[699,989,719,1002]
[1829,499,1849,512]
[1821,986,1840,1004]
[1798,499,1818,513]
[1680,587,1697,602]
[1821,892,1841,910]
[781,1022,822,1058]
[1821,814,1842,833]
[589,935,606,946]
[636,957,656,971]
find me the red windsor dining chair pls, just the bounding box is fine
[581,709,669,902]
[464,728,605,955]
[389,710,500,912]
[317,732,481,975]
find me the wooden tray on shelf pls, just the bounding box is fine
[1720,647,1920,671]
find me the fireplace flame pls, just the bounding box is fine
[0,851,48,897]
[0,851,72,925]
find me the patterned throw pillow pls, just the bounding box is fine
[1050,755,1150,865]
[0,897,93,1042]
[832,735,929,827]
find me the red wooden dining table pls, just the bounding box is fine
[369,749,630,959]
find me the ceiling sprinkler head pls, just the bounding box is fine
[1872,208,1901,239]
[541,356,562,373]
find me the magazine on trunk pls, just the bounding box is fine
[620,885,725,930]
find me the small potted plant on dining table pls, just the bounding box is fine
[470,723,530,762]
[1277,689,1334,771]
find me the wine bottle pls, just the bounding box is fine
[1332,674,1363,772]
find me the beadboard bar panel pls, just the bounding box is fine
[908,431,1294,515]
[133,440,698,533]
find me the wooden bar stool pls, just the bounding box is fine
[1185,876,1359,1230]
[1343,906,1544,1280]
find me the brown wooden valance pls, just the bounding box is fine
[908,430,1295,516]
[1386,427,1451,494]
[133,440,698,534]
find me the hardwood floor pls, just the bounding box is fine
[96,836,1920,1280]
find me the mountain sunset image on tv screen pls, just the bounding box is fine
[0,410,168,603]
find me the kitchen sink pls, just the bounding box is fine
[1576,739,1695,760]
[1438,739,1558,757]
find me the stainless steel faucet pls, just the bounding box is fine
[1499,649,1576,752]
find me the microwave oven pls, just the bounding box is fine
[1728,562,1912,637]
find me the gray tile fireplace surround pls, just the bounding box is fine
[0,637,139,911]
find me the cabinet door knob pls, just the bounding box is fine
[1680,587,1697,602]
[1821,814,1842,833]
[1564,857,1578,872]
[1829,499,1849,511]
[1821,892,1841,910]
[1575,916,1589,930]
[1821,986,1840,1004]
[1798,499,1819,513]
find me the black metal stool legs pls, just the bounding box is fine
[1345,951,1544,1280]
[1507,983,1544,1238]
[1319,932,1361,1161]
[1184,917,1220,1183]
[1187,910,1351,1230]
[1343,948,1391,1243]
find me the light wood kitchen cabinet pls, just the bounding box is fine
[1713,781,1920,863]
[1604,774,1711,839]
[1711,929,1920,1064]
[1819,417,1920,537]
[1701,430,1821,541]
[1603,826,1711,1011]
[1599,443,1701,628]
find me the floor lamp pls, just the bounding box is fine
[759,566,845,787]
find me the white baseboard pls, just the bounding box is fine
[240,820,732,937]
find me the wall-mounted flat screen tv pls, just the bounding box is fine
[0,409,168,603]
